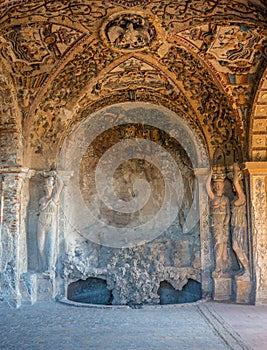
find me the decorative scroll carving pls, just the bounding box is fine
[177,23,266,145]
[0,23,83,109]
[90,57,174,98]
[160,45,241,162]
[0,1,109,34]
[27,41,122,156]
[1,23,82,64]
[150,0,267,30]
[38,40,122,113]
[180,23,266,76]
[29,41,243,162]
[1,1,266,32]
[0,0,262,164]
[110,0,151,7]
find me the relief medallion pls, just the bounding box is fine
[102,13,156,51]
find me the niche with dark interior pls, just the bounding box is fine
[67,277,113,305]
[157,279,201,304]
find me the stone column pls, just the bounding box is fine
[55,170,74,300]
[0,166,33,307]
[195,168,213,300]
[245,162,267,305]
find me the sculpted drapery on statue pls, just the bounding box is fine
[206,165,250,276]
[231,163,250,281]
[37,172,64,278]
[206,164,251,302]
[206,169,232,277]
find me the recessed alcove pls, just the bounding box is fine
[59,103,206,306]
[67,277,113,305]
[157,279,202,305]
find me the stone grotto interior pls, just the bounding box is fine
[0,0,267,308]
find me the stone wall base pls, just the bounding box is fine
[256,290,267,305]
[235,278,251,304]
[20,272,55,304]
[213,277,233,301]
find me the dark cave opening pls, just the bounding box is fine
[157,279,202,304]
[67,277,113,305]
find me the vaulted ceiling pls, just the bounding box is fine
[0,0,266,168]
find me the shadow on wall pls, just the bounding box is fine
[157,279,202,304]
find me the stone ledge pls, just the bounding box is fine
[245,162,267,175]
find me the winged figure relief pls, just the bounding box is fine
[107,19,152,49]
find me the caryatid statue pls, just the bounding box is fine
[231,163,250,280]
[37,172,64,277]
[206,169,232,276]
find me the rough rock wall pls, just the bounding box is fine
[62,231,201,305]
[59,118,201,305]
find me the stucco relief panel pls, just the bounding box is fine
[103,13,157,51]
[159,44,241,163]
[178,23,267,142]
[0,1,109,34]
[0,22,84,111]
[150,0,267,30]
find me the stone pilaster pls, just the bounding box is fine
[0,166,34,307]
[55,170,74,300]
[195,168,213,299]
[245,162,267,305]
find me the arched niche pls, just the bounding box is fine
[57,102,211,305]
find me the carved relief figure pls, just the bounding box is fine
[206,169,231,276]
[37,173,64,277]
[105,14,156,50]
[231,163,250,280]
[208,25,260,62]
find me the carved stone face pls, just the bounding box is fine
[44,184,53,197]
[44,177,54,196]
[213,180,224,196]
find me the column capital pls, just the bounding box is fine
[0,166,35,178]
[194,167,210,183]
[244,162,267,176]
[36,170,73,186]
